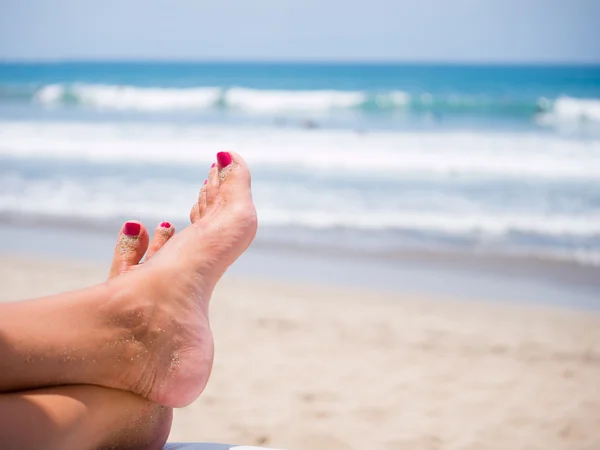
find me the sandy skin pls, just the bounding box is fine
[0,151,257,409]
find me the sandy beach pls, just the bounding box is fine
[1,253,599,450]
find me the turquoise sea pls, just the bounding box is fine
[1,62,599,264]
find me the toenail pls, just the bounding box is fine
[160,221,171,228]
[211,163,216,168]
[123,222,141,237]
[203,179,208,185]
[216,151,232,167]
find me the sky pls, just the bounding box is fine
[1,0,599,63]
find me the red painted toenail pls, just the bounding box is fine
[124,222,141,237]
[211,163,216,168]
[160,221,171,228]
[217,151,232,167]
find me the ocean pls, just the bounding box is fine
[1,62,599,265]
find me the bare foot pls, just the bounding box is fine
[105,151,257,407]
[0,152,255,410]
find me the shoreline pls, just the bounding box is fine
[2,211,599,270]
[3,250,598,317]
[1,222,598,310]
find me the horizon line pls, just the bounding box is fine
[1,57,600,66]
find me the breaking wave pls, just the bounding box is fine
[0,83,595,124]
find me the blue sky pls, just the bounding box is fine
[1,0,599,62]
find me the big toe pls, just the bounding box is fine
[216,151,253,204]
[109,221,149,278]
[214,151,257,251]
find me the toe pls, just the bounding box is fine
[214,151,257,247]
[198,181,208,216]
[189,181,206,224]
[206,163,220,208]
[216,151,253,204]
[109,221,149,278]
[189,203,201,223]
[145,221,175,260]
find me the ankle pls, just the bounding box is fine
[99,277,164,365]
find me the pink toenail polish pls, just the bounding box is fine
[211,163,216,168]
[124,222,141,237]
[217,151,232,167]
[160,221,171,228]
[204,179,208,185]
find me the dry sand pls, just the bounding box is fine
[1,254,599,450]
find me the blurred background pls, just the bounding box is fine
[1,1,600,448]
[1,1,599,276]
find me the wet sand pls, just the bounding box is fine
[1,254,599,450]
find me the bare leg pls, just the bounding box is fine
[0,221,176,450]
[0,152,257,407]
[0,386,172,450]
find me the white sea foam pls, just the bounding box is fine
[258,210,600,238]
[32,83,417,114]
[3,174,599,266]
[1,120,599,265]
[1,170,599,236]
[31,83,600,129]
[35,84,222,111]
[33,83,372,113]
[225,88,366,113]
[537,96,600,127]
[1,121,600,180]
[34,84,65,104]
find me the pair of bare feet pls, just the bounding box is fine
[102,151,257,408]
